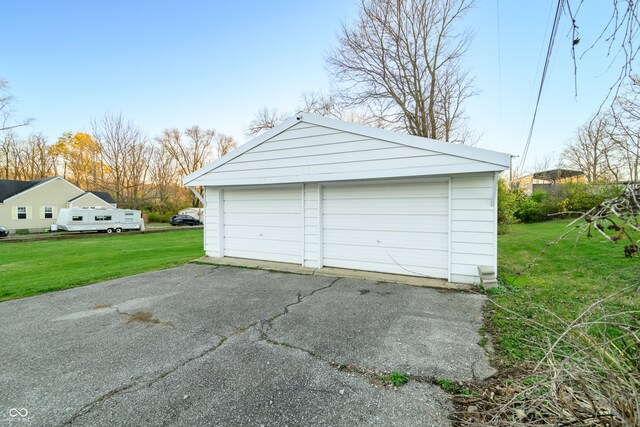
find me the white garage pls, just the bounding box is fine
[184,113,510,284]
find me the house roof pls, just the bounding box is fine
[0,177,57,202]
[68,191,116,204]
[532,168,584,181]
[183,113,512,186]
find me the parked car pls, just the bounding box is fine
[0,226,9,238]
[170,214,202,226]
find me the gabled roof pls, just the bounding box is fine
[68,191,116,204]
[184,113,512,186]
[0,177,57,202]
[532,168,584,181]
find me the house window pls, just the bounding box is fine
[72,216,83,221]
[44,207,53,219]
[95,215,112,221]
[17,206,27,220]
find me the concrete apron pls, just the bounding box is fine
[194,256,474,292]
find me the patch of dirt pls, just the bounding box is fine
[93,303,112,309]
[125,311,174,327]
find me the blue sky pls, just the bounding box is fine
[1,1,626,172]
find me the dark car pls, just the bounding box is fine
[170,214,202,226]
[0,226,8,238]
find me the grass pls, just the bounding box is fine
[494,219,639,362]
[0,230,204,302]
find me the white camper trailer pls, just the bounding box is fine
[56,207,143,233]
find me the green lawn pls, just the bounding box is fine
[494,219,639,362]
[0,230,204,302]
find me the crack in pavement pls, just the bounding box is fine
[259,277,342,341]
[59,277,341,426]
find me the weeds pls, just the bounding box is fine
[379,371,409,387]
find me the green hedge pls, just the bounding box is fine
[499,181,623,226]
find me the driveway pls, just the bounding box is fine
[0,264,494,426]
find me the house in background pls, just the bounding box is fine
[512,168,584,195]
[0,177,116,232]
[184,113,511,285]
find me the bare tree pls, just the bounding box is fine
[92,112,148,206]
[216,133,237,158]
[327,0,475,142]
[245,107,287,138]
[157,125,217,207]
[148,144,178,213]
[0,79,32,132]
[22,134,56,179]
[608,76,640,182]
[562,114,615,182]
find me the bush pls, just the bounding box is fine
[510,182,624,223]
[497,179,519,233]
[146,211,175,223]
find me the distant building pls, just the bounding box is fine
[512,169,585,195]
[0,177,116,232]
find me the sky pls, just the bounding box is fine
[1,1,628,173]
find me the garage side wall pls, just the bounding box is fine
[450,172,497,284]
[204,187,220,257]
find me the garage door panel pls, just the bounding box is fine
[224,213,299,227]
[324,258,448,278]
[223,187,300,201]
[323,214,447,233]
[322,181,449,278]
[224,199,300,213]
[323,198,449,214]
[225,249,299,264]
[223,186,301,264]
[225,237,300,253]
[324,244,448,266]
[324,182,448,199]
[224,224,300,240]
[323,229,448,250]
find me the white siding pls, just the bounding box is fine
[204,187,220,257]
[303,183,320,268]
[195,123,500,186]
[450,173,497,284]
[322,180,449,278]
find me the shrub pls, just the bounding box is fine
[497,179,518,233]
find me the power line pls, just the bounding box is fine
[520,0,565,171]
[496,0,503,146]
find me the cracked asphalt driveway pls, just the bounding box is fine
[0,264,494,426]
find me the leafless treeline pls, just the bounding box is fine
[562,76,640,183]
[0,112,236,210]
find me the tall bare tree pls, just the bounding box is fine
[157,125,217,207]
[246,107,287,138]
[562,114,615,182]
[148,144,178,213]
[216,133,237,158]
[608,76,640,182]
[327,0,475,141]
[0,79,32,132]
[92,112,149,206]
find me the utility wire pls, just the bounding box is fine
[520,0,564,172]
[496,0,503,147]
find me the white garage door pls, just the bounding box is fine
[322,181,449,278]
[223,186,302,264]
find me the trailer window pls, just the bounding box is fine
[72,216,83,221]
[44,206,53,219]
[95,215,112,221]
